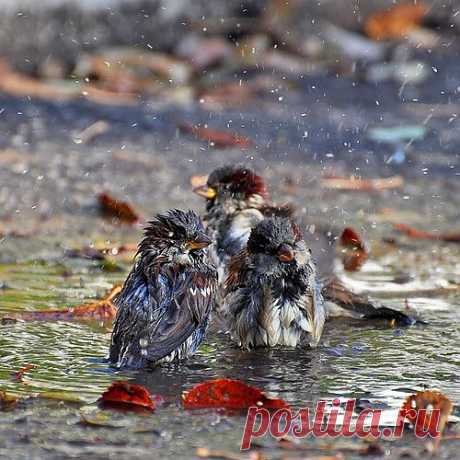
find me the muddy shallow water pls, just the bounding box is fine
[0,239,459,460]
[0,44,459,457]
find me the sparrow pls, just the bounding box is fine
[223,217,325,349]
[109,209,218,369]
[194,165,418,326]
[193,164,286,280]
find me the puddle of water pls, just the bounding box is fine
[0,252,459,458]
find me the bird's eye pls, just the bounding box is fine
[168,231,174,238]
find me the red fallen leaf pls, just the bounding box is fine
[340,227,369,272]
[99,381,156,411]
[8,285,121,322]
[182,378,288,411]
[11,364,37,383]
[178,122,254,149]
[98,192,140,224]
[321,175,403,192]
[393,223,460,243]
[364,3,429,41]
[401,390,452,436]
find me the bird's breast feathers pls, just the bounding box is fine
[258,285,316,347]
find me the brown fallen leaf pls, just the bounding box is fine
[11,364,37,383]
[321,175,403,192]
[0,391,19,411]
[179,122,254,149]
[393,224,460,243]
[6,285,121,322]
[401,390,452,448]
[0,61,78,100]
[76,49,191,92]
[339,227,369,272]
[200,75,285,110]
[98,192,140,224]
[364,3,429,41]
[74,120,110,144]
[65,246,107,260]
[0,60,137,106]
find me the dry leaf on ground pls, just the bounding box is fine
[401,390,452,441]
[321,175,403,192]
[339,227,369,272]
[179,122,254,149]
[98,192,140,224]
[182,378,288,411]
[364,3,429,41]
[4,285,121,322]
[393,223,460,243]
[98,381,157,412]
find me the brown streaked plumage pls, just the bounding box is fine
[223,217,325,349]
[109,209,218,369]
[195,165,420,327]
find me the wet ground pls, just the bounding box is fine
[0,41,460,459]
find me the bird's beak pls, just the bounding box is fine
[193,184,217,199]
[277,244,295,263]
[185,233,212,250]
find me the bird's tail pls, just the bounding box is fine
[321,276,422,326]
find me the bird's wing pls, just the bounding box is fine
[321,276,419,325]
[224,249,249,295]
[295,277,326,347]
[110,265,217,368]
[142,266,217,363]
[224,284,265,349]
[222,250,266,347]
[109,269,161,366]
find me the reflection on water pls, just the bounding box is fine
[0,254,459,456]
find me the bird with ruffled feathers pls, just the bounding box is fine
[224,217,325,349]
[193,164,290,280]
[109,209,217,369]
[194,164,418,327]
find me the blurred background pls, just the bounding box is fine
[0,3,460,459]
[0,0,459,242]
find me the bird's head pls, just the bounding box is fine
[193,165,268,212]
[246,217,311,276]
[138,209,212,266]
